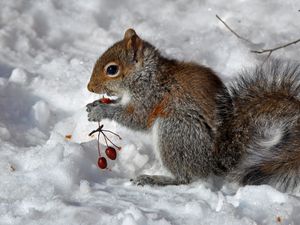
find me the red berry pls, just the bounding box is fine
[105,147,117,160]
[98,157,107,169]
[99,98,112,104]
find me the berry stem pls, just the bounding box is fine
[103,131,109,147]
[101,132,121,150]
[97,122,101,156]
[89,124,104,136]
[101,129,122,140]
[90,123,122,159]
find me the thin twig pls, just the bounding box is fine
[89,124,104,136]
[97,123,101,156]
[216,14,251,43]
[262,51,273,64]
[97,130,101,156]
[102,132,121,150]
[251,38,300,62]
[251,38,300,54]
[101,129,122,140]
[216,14,300,61]
[102,131,109,147]
[90,123,122,155]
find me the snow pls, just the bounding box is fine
[9,68,28,85]
[0,0,300,224]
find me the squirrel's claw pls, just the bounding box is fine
[86,105,92,112]
[86,100,102,112]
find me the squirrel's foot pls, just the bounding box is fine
[130,174,190,186]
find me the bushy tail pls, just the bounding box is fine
[215,59,300,192]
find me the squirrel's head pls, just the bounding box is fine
[87,28,157,97]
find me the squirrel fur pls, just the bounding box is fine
[86,29,300,192]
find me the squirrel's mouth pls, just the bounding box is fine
[100,90,131,106]
[98,91,121,104]
[100,87,130,105]
[99,93,119,100]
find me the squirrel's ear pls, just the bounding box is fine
[124,28,143,62]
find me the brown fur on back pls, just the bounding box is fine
[174,62,224,128]
[158,59,224,130]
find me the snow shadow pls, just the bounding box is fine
[0,81,49,147]
[0,63,13,78]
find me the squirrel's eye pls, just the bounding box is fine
[105,63,120,77]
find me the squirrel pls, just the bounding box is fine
[86,29,300,192]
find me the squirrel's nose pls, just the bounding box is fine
[87,83,95,92]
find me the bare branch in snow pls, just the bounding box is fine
[251,38,300,54]
[216,14,251,43]
[216,14,300,61]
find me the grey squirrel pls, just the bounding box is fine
[86,29,300,192]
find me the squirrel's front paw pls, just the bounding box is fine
[130,175,157,186]
[86,100,107,122]
[86,100,101,113]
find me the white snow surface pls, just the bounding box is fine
[1,0,300,224]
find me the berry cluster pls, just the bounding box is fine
[88,97,121,170]
[89,124,122,169]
